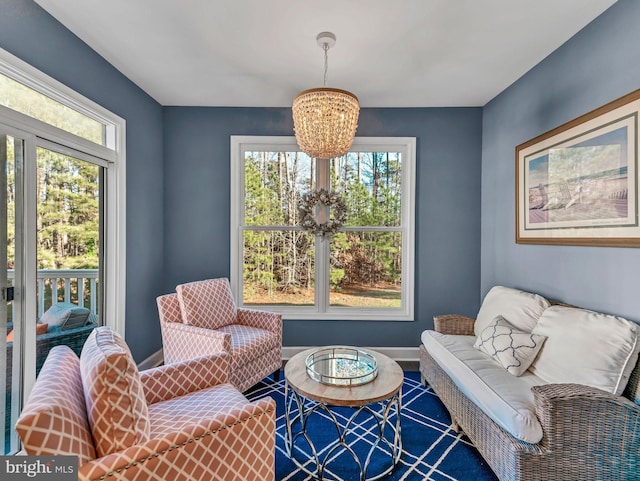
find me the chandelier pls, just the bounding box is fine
[292,32,360,159]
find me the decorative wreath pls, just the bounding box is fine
[298,189,347,237]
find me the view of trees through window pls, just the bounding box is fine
[1,71,103,317]
[242,150,403,308]
[3,141,101,319]
[0,73,104,144]
[35,148,100,272]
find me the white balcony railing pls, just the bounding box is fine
[7,269,99,318]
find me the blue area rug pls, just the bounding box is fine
[247,372,498,481]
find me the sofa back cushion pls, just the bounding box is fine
[475,286,550,337]
[16,346,97,465]
[176,278,237,330]
[80,327,150,457]
[530,305,640,395]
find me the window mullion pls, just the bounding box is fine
[316,237,329,313]
[315,158,331,313]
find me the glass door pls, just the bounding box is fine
[34,145,102,372]
[1,131,24,454]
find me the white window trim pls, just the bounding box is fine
[0,48,126,394]
[230,135,415,321]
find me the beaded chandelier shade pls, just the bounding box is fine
[292,32,359,159]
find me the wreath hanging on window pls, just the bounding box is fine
[298,188,347,238]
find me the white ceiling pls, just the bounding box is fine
[34,0,616,108]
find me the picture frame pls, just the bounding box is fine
[516,89,640,247]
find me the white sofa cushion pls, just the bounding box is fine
[422,329,546,443]
[475,286,550,337]
[474,315,547,376]
[530,305,640,395]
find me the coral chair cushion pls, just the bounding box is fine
[148,383,249,437]
[80,327,150,457]
[219,324,280,366]
[177,278,237,330]
[16,346,97,464]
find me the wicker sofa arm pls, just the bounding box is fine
[532,383,640,457]
[237,308,282,335]
[140,352,230,405]
[160,320,231,364]
[433,314,475,335]
[78,397,276,481]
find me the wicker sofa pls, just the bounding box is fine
[419,286,640,481]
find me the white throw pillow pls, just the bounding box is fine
[474,315,547,376]
[530,305,640,395]
[474,286,550,337]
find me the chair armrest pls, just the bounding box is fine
[533,383,640,455]
[433,314,475,335]
[140,352,230,405]
[237,308,282,335]
[78,397,276,481]
[160,320,231,363]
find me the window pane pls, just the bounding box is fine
[243,230,315,306]
[36,147,100,373]
[0,74,104,145]
[244,151,314,226]
[331,152,402,227]
[329,231,402,308]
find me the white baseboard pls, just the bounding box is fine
[282,346,419,362]
[144,346,420,369]
[137,348,165,370]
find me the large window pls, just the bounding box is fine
[231,136,415,320]
[0,48,125,453]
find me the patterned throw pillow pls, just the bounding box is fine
[474,315,547,376]
[80,327,150,457]
[176,278,237,330]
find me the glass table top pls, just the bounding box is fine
[305,346,378,386]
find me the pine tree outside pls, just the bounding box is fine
[242,149,403,309]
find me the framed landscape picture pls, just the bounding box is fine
[516,89,640,247]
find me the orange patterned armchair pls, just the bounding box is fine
[16,327,276,481]
[157,278,282,392]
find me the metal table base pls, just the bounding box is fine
[285,383,402,481]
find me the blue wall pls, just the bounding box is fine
[481,0,640,321]
[0,0,165,361]
[9,0,632,358]
[163,107,483,347]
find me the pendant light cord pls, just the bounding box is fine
[323,43,329,87]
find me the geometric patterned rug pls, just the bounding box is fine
[246,372,498,481]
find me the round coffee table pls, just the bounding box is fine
[284,347,404,481]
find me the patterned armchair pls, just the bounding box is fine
[157,278,282,392]
[16,327,276,481]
